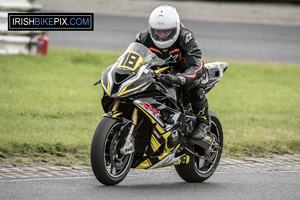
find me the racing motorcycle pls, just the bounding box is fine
[91,42,228,186]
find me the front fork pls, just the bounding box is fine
[112,99,138,155]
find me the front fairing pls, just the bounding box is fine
[101,43,156,98]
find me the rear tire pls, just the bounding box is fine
[90,117,134,186]
[175,110,223,182]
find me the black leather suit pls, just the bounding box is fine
[135,26,209,121]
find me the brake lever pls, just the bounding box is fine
[153,73,165,82]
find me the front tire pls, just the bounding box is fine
[90,117,134,186]
[175,110,223,182]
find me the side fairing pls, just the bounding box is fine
[101,63,114,96]
[115,64,153,97]
[133,99,189,169]
[101,62,154,98]
[202,62,228,93]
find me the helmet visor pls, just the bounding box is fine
[149,27,178,43]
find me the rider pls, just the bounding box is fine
[135,5,213,148]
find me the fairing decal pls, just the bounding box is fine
[150,134,161,152]
[103,111,123,118]
[117,51,143,71]
[134,99,165,133]
[133,100,190,169]
[117,65,150,97]
[101,63,117,96]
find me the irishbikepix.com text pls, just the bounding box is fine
[8,13,94,31]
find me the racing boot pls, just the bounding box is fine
[189,98,213,150]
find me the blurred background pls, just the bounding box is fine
[1,0,300,63]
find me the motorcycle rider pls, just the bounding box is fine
[135,5,213,148]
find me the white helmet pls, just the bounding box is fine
[148,5,180,49]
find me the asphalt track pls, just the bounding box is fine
[48,13,300,64]
[1,170,300,200]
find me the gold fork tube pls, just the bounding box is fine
[132,108,139,125]
[111,99,120,111]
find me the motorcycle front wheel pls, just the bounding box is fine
[175,110,223,182]
[90,117,134,186]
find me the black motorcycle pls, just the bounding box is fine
[91,42,228,185]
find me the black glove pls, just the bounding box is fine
[161,74,185,87]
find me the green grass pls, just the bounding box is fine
[0,48,299,165]
[0,49,119,165]
[206,59,300,156]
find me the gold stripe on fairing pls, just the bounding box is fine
[150,134,161,152]
[136,159,152,169]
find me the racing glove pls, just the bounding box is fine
[161,74,186,87]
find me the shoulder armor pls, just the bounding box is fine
[135,30,149,44]
[180,28,196,46]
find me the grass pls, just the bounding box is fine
[0,49,119,166]
[206,59,300,156]
[0,48,299,166]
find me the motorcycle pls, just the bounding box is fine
[91,42,228,186]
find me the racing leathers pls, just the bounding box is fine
[135,26,213,146]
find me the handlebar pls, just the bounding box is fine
[153,73,164,82]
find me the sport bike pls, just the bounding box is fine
[91,42,228,185]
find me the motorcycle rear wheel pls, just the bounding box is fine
[90,118,134,186]
[175,110,223,182]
